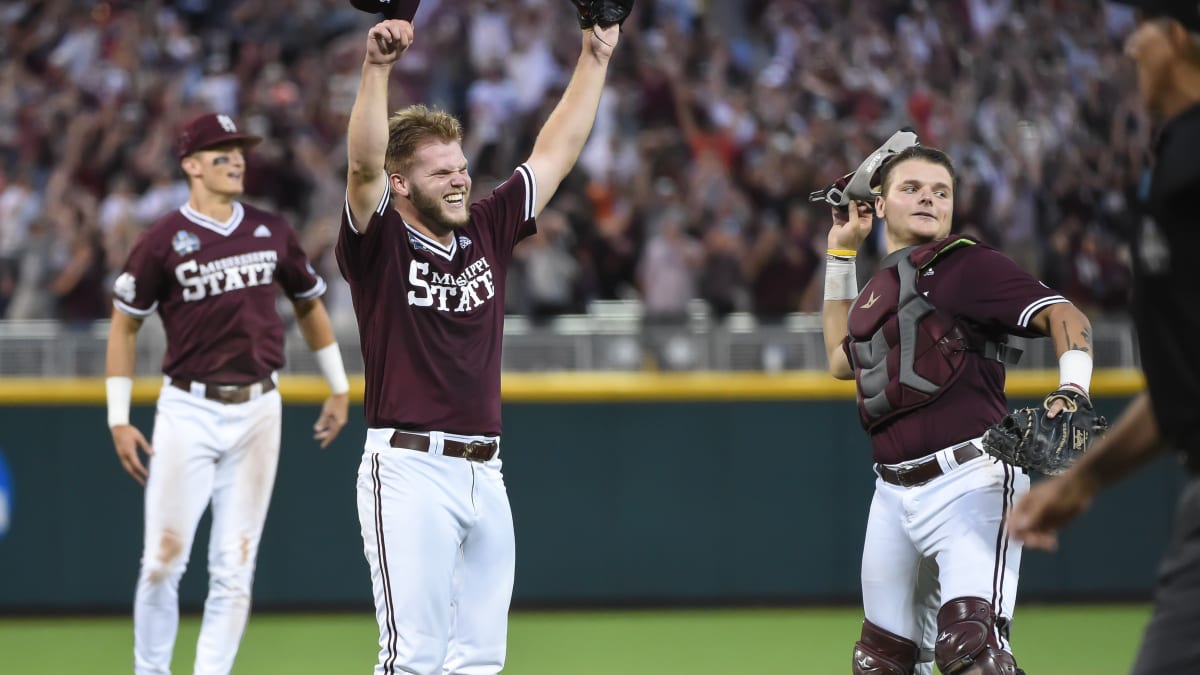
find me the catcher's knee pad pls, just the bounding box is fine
[934,597,1021,674]
[853,619,920,674]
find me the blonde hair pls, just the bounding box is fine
[386,105,464,176]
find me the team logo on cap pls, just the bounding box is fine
[172,230,202,256]
[217,114,238,133]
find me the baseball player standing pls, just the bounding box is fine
[820,143,1095,675]
[1012,3,1200,673]
[105,112,351,675]
[336,3,625,672]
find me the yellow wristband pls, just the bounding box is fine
[827,249,858,257]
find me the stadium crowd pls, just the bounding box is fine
[0,0,1144,329]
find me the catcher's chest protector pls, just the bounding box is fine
[846,237,978,431]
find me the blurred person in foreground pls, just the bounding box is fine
[1011,3,1200,673]
[335,0,626,671]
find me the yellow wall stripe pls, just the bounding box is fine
[0,369,1146,405]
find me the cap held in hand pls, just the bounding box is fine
[349,0,420,21]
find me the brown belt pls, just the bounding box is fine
[876,442,983,488]
[170,377,276,404]
[390,431,498,462]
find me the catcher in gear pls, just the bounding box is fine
[821,140,1096,675]
[983,387,1109,476]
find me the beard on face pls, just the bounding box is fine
[409,182,469,232]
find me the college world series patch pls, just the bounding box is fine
[172,230,201,256]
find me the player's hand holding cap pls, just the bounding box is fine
[349,0,421,21]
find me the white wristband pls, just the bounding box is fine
[1058,349,1093,395]
[106,376,133,428]
[824,256,858,301]
[314,343,350,395]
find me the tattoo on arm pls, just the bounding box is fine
[1064,321,1091,353]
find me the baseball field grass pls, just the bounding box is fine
[0,604,1148,674]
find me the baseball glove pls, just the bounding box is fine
[569,0,634,30]
[981,388,1109,475]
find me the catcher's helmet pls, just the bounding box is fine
[349,0,420,21]
[809,128,919,208]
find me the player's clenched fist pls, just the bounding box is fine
[366,20,413,66]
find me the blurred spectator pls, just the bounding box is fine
[746,203,822,321]
[0,165,38,316]
[515,207,582,322]
[638,200,702,320]
[698,223,746,320]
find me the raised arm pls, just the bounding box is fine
[523,23,619,216]
[821,202,874,380]
[346,20,413,233]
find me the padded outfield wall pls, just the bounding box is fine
[0,370,1177,612]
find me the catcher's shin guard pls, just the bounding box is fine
[934,597,1022,674]
[853,619,920,674]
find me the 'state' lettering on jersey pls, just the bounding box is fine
[336,165,538,436]
[114,202,326,384]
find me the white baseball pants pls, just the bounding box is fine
[357,428,515,675]
[134,382,281,675]
[861,440,1029,674]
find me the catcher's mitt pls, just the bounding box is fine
[981,387,1109,475]
[569,0,634,30]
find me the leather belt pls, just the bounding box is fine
[170,377,276,404]
[877,442,983,488]
[390,431,498,463]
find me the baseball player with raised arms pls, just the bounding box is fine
[105,112,351,675]
[336,0,627,671]
[819,142,1095,674]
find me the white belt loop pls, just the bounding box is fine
[249,382,263,399]
[190,381,205,398]
[428,431,445,457]
[935,449,956,474]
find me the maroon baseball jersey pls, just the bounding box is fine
[113,202,326,384]
[844,243,1068,464]
[335,165,537,436]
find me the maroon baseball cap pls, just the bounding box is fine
[349,0,420,21]
[176,113,262,159]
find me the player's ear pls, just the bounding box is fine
[180,156,200,179]
[391,173,409,198]
[875,194,886,220]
